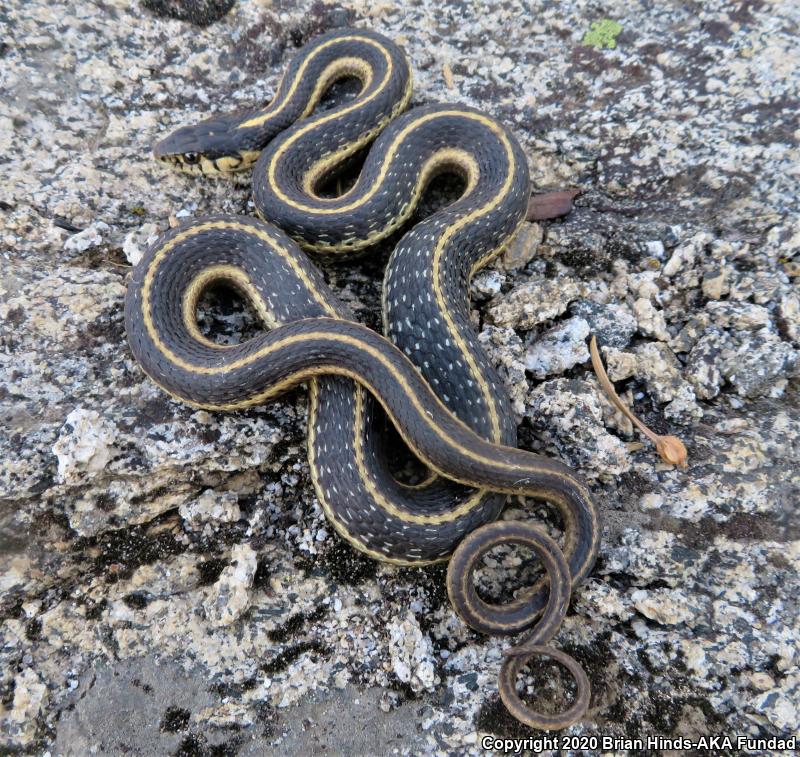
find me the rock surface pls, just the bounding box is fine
[2,0,799,754]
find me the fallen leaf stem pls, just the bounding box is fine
[589,335,688,468]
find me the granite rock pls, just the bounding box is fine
[527,377,632,479]
[524,316,591,378]
[386,612,438,693]
[203,543,258,627]
[179,488,242,530]
[498,221,543,270]
[2,0,799,752]
[487,276,582,330]
[570,298,638,350]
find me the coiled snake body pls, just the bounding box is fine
[127,27,600,729]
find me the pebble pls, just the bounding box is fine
[4,669,48,748]
[63,221,111,254]
[122,222,160,266]
[179,489,241,529]
[51,408,116,483]
[499,221,543,270]
[570,299,637,349]
[386,613,437,693]
[488,276,581,330]
[527,377,632,478]
[524,316,590,378]
[633,297,671,341]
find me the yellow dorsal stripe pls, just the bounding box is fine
[238,35,396,130]
[351,385,489,525]
[266,110,503,216]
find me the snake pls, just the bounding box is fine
[128,27,600,729]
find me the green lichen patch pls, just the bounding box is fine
[582,19,623,49]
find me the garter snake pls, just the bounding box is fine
[133,27,600,729]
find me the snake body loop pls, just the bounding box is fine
[137,27,601,729]
[154,28,412,177]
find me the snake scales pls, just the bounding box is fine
[125,27,600,729]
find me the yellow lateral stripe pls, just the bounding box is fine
[142,223,562,481]
[142,347,573,489]
[146,220,505,533]
[298,89,418,200]
[307,381,443,565]
[181,264,281,349]
[143,220,339,322]
[134,328,596,577]
[266,105,515,448]
[352,384,489,525]
[268,110,502,216]
[144,286,560,482]
[429,122,517,444]
[297,57,375,121]
[237,34,394,129]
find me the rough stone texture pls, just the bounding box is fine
[2,0,799,754]
[180,488,242,530]
[487,273,582,330]
[498,220,543,271]
[527,377,633,480]
[387,612,438,693]
[570,298,637,350]
[53,656,426,756]
[204,542,258,627]
[524,316,591,378]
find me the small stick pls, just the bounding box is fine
[589,336,688,468]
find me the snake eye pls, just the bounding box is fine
[184,152,200,164]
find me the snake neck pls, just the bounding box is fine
[153,28,412,176]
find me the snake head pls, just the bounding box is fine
[153,110,262,175]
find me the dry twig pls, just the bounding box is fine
[589,335,688,468]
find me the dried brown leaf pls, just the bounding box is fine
[526,189,581,221]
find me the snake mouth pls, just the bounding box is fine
[153,136,259,176]
[153,149,209,175]
[154,151,259,176]
[152,126,218,174]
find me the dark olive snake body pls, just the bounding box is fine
[128,27,601,729]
